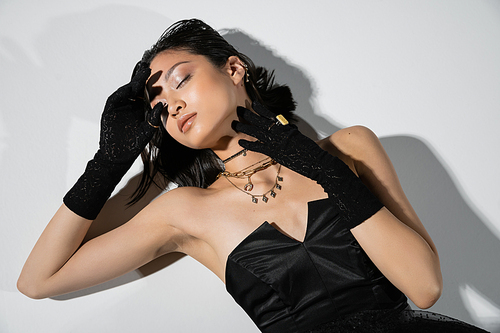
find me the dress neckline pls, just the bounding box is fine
[224,196,332,282]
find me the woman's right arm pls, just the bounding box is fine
[18,62,170,299]
[17,196,182,299]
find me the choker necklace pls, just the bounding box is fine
[218,158,283,204]
[222,148,248,164]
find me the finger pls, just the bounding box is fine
[130,66,151,96]
[232,120,262,137]
[131,61,148,79]
[147,102,164,127]
[106,84,131,108]
[251,100,276,119]
[231,120,251,134]
[107,67,151,107]
[238,139,266,154]
[236,107,273,127]
[131,65,150,84]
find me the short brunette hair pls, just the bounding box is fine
[132,19,296,203]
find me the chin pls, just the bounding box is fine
[167,123,223,150]
[171,133,209,150]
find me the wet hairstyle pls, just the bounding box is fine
[130,18,296,204]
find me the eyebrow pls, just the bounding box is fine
[146,61,191,102]
[165,61,191,81]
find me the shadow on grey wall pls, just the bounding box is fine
[381,135,500,330]
[6,4,497,330]
[226,30,500,331]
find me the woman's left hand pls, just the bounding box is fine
[232,101,328,181]
[233,101,383,229]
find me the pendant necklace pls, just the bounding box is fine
[218,149,283,204]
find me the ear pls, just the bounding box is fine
[225,56,247,86]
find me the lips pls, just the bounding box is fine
[177,112,197,133]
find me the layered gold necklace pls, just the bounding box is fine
[218,149,283,204]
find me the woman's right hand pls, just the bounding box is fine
[17,64,179,299]
[96,62,163,165]
[63,62,163,220]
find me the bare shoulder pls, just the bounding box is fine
[147,185,227,276]
[318,125,381,160]
[317,125,383,173]
[147,185,217,239]
[148,186,207,226]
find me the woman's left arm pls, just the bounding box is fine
[234,104,442,309]
[322,126,442,309]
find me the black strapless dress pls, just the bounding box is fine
[226,197,488,332]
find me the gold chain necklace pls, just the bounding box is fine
[218,153,283,204]
[222,165,283,204]
[219,157,274,191]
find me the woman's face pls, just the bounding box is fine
[147,50,246,150]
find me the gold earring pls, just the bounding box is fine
[243,63,250,83]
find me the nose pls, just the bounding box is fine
[168,99,186,117]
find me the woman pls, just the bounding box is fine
[17,19,488,332]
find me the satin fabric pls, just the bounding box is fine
[226,197,406,333]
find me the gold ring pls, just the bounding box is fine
[276,114,289,125]
[148,120,160,129]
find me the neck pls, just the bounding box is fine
[223,149,272,175]
[212,128,283,201]
[211,131,267,170]
[211,96,256,163]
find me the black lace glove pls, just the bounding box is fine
[63,62,163,220]
[233,101,383,227]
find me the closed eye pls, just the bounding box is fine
[177,74,191,89]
